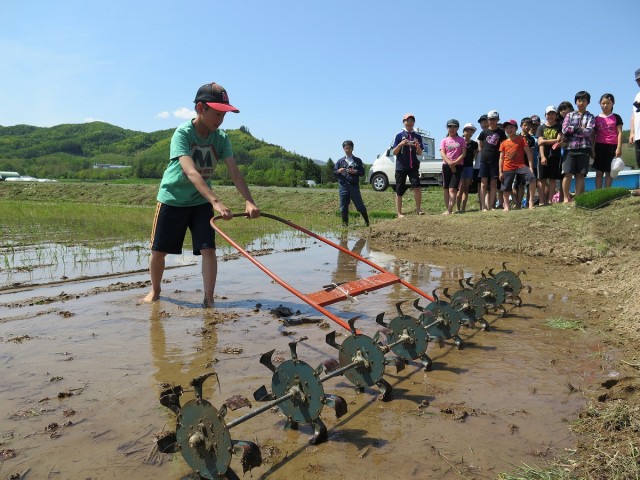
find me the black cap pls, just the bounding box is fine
[446,119,460,128]
[194,82,239,113]
[477,114,488,122]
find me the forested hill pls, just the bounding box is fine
[0,122,330,186]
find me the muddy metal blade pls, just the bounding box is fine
[375,378,393,402]
[232,440,262,474]
[412,298,424,312]
[159,385,183,415]
[325,331,340,350]
[375,311,388,327]
[189,372,217,399]
[156,431,178,453]
[288,336,308,361]
[259,349,277,372]
[347,316,360,334]
[253,385,275,402]
[323,393,348,419]
[310,417,328,445]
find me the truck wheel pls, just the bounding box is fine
[371,173,389,192]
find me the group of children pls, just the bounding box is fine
[439,90,624,213]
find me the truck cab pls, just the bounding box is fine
[367,130,441,191]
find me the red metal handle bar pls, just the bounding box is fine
[210,212,434,331]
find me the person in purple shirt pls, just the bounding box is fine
[392,113,425,217]
[561,91,595,201]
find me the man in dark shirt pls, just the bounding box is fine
[334,140,370,227]
[392,113,425,217]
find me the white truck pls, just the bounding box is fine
[367,129,441,192]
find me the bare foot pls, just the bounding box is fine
[202,297,214,308]
[442,211,451,215]
[502,207,509,212]
[528,205,535,210]
[139,291,160,304]
[397,213,405,218]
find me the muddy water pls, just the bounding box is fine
[0,232,612,480]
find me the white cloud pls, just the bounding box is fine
[155,111,170,119]
[173,107,192,119]
[84,117,105,123]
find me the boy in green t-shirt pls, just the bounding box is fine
[141,82,260,307]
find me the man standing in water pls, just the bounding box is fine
[334,140,370,227]
[392,113,425,217]
[141,82,260,307]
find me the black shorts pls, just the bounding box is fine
[501,167,536,191]
[479,161,499,179]
[538,156,562,180]
[442,164,461,189]
[395,167,420,196]
[562,148,591,175]
[150,202,215,255]
[593,143,616,173]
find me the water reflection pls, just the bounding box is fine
[149,303,218,395]
[333,234,366,285]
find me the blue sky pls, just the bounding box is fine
[1,0,638,164]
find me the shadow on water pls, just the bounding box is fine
[0,229,616,479]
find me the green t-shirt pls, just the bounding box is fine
[157,120,233,206]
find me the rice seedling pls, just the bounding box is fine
[574,187,630,210]
[544,317,585,330]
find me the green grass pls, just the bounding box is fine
[497,464,572,480]
[544,317,586,330]
[571,400,640,479]
[0,182,449,248]
[574,187,631,210]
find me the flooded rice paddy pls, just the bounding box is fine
[0,231,615,479]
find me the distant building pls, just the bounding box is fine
[93,163,131,169]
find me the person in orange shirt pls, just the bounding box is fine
[498,119,536,211]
